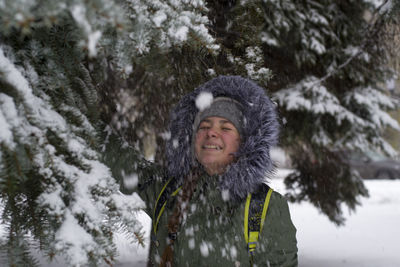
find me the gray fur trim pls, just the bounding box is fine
[165,76,280,202]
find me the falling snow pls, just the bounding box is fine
[195,92,214,111]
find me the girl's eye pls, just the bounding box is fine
[199,126,210,130]
[222,127,232,131]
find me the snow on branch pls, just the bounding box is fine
[0,0,127,58]
[124,0,218,54]
[70,4,102,57]
[274,76,367,127]
[273,76,399,154]
[344,87,400,130]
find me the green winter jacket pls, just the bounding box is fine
[135,172,298,267]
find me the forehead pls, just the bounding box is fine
[200,116,233,124]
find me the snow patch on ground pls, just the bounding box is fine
[272,170,400,267]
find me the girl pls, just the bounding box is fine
[134,75,298,267]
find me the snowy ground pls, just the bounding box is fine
[271,170,400,267]
[18,169,400,266]
[114,169,400,267]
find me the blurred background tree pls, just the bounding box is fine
[251,0,400,225]
[382,0,400,151]
[0,0,399,265]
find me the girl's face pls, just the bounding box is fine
[195,116,240,175]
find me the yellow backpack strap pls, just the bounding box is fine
[244,184,273,264]
[153,178,182,234]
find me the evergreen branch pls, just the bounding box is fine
[308,0,391,89]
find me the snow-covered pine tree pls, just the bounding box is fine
[258,0,399,224]
[0,0,216,265]
[0,4,145,267]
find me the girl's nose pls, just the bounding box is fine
[206,127,218,138]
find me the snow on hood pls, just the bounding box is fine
[165,75,280,202]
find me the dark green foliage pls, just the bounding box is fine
[284,146,369,225]
[0,146,47,266]
[0,228,41,267]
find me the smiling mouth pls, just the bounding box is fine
[202,145,222,150]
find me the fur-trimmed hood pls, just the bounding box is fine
[165,75,280,202]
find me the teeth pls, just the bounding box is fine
[203,145,221,150]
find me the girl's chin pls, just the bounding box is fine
[200,162,229,175]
